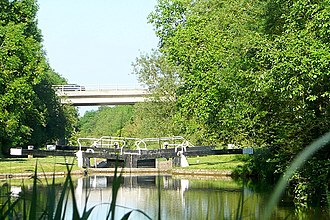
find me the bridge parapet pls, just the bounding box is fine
[53,84,144,92]
[53,85,149,106]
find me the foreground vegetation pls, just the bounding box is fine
[0,163,152,220]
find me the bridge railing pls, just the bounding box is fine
[53,84,144,92]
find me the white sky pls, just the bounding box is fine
[37,0,158,86]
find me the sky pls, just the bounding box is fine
[37,0,158,86]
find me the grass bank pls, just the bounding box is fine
[185,155,247,170]
[0,156,82,174]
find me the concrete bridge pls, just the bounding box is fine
[53,85,149,106]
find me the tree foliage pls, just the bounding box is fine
[0,0,77,153]
[77,52,181,141]
[146,0,330,206]
[149,0,267,145]
[122,51,180,138]
[78,106,134,138]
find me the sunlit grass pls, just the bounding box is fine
[0,156,82,174]
[184,155,247,170]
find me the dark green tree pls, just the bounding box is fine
[0,0,78,153]
[149,0,330,206]
[250,0,330,206]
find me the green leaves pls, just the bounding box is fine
[149,0,268,145]
[128,51,180,139]
[78,106,134,138]
[0,0,78,152]
[146,0,330,205]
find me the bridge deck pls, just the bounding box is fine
[54,85,150,106]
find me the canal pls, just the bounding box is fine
[2,174,329,219]
[0,175,329,219]
[76,175,329,219]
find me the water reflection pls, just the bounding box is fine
[2,175,328,219]
[71,175,325,220]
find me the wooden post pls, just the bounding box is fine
[27,145,34,158]
[83,153,90,168]
[125,155,138,168]
[173,157,181,167]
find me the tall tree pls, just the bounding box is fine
[252,0,330,205]
[78,106,134,138]
[0,0,77,153]
[149,0,266,145]
[123,51,180,139]
[149,0,330,205]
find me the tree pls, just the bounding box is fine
[149,0,330,205]
[149,0,266,145]
[0,0,78,153]
[122,51,180,139]
[251,0,330,206]
[78,106,134,138]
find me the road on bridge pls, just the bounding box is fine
[53,84,150,106]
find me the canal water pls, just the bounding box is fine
[2,174,329,219]
[67,175,328,219]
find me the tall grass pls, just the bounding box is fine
[264,131,330,219]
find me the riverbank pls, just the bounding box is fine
[0,167,233,180]
[88,167,233,177]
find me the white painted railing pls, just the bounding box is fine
[77,136,194,155]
